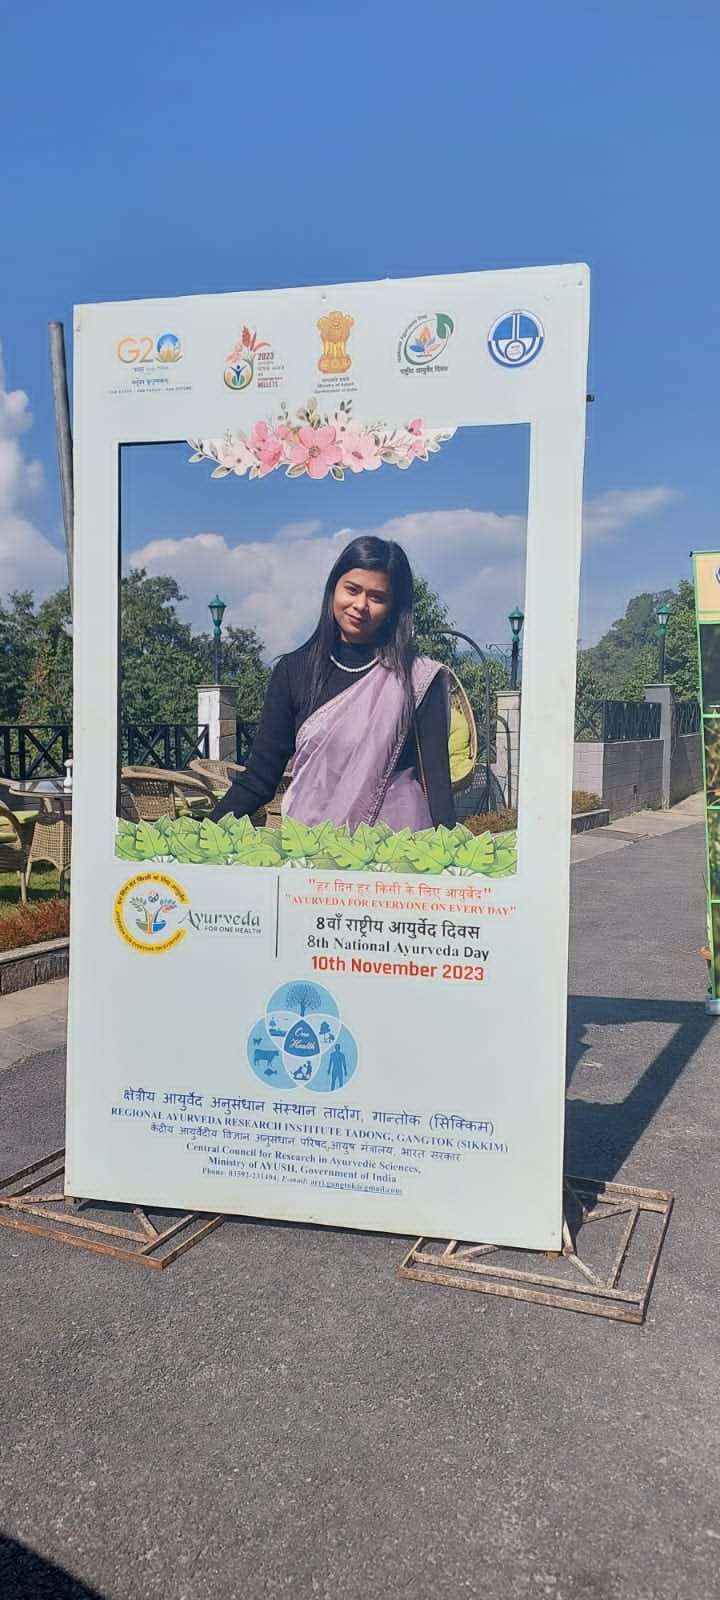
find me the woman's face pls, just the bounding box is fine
[333,567,393,644]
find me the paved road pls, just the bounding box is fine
[0,822,718,1600]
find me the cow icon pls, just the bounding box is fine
[254,1046,279,1071]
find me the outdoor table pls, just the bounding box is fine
[9,779,72,892]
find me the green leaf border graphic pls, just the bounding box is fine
[115,815,517,879]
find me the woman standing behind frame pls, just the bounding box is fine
[212,537,455,832]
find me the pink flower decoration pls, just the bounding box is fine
[340,426,382,473]
[394,419,428,462]
[248,420,290,477]
[288,423,342,480]
[221,434,256,476]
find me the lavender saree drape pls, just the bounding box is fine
[281,656,447,832]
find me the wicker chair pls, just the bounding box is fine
[0,800,35,902]
[120,767,213,823]
[188,758,247,793]
[26,802,72,895]
[189,757,292,829]
[262,767,293,831]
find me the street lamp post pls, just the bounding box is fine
[655,600,671,684]
[208,594,227,683]
[508,606,525,690]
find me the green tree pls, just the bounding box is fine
[411,573,509,731]
[412,575,458,666]
[0,591,38,721]
[615,644,660,701]
[18,587,73,722]
[584,582,699,703]
[191,625,270,721]
[665,579,699,702]
[120,570,199,723]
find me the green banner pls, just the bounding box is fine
[692,552,720,1006]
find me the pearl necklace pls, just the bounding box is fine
[329,652,379,674]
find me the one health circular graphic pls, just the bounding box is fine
[247,980,358,1094]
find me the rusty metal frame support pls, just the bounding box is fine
[0,1150,223,1269]
[399,1177,673,1324]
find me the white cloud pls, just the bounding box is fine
[0,346,66,600]
[582,486,679,543]
[131,484,678,659]
[133,509,525,656]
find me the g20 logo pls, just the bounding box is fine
[116,333,183,365]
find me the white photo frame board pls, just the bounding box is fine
[67,265,589,1249]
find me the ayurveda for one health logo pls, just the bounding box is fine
[114,873,189,954]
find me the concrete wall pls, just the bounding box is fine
[602,739,664,819]
[572,742,604,800]
[572,739,664,819]
[670,733,702,805]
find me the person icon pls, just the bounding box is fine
[328,1040,348,1091]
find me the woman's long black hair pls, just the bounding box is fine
[305,536,417,721]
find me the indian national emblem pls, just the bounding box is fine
[317,311,354,374]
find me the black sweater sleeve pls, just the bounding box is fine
[414,671,456,829]
[211,658,295,822]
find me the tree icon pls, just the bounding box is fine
[285,982,322,1018]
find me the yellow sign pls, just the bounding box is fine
[317,311,354,374]
[114,872,189,954]
[694,552,720,622]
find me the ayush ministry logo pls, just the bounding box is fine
[398,312,454,370]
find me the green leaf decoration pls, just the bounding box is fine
[435,313,454,339]
[134,821,167,860]
[199,818,231,857]
[453,832,496,873]
[373,829,414,866]
[115,812,515,877]
[326,822,380,869]
[230,838,282,867]
[330,464,345,481]
[115,832,141,860]
[281,816,329,860]
[405,833,456,872]
[227,815,254,849]
[286,463,306,478]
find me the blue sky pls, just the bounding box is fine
[1,0,718,653]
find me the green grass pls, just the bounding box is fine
[0,865,66,914]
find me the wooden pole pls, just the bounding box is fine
[48,321,74,610]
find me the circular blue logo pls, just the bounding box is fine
[488,310,544,369]
[247,979,358,1094]
[155,332,182,363]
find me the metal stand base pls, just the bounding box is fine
[0,1150,224,1269]
[399,1177,673,1324]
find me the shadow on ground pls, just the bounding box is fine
[0,1532,105,1599]
[566,994,714,1179]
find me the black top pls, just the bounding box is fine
[212,637,455,828]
